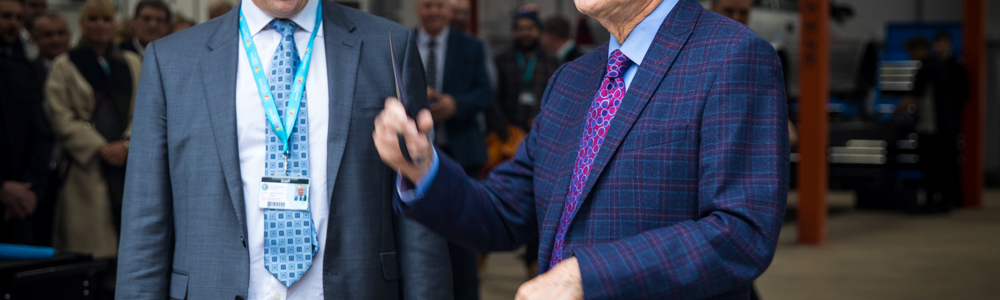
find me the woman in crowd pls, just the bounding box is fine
[45,0,141,261]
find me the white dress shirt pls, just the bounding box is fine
[131,37,146,57]
[236,0,329,299]
[416,26,448,92]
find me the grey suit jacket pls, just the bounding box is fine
[116,2,452,299]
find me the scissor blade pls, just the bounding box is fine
[389,32,408,107]
[389,32,414,164]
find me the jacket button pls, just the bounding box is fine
[235,296,244,300]
[240,236,247,248]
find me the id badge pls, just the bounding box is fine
[258,177,310,210]
[518,92,536,106]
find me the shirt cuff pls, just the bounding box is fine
[396,148,440,203]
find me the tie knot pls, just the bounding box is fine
[269,18,297,37]
[605,49,633,79]
[427,39,437,48]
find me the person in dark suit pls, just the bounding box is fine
[494,11,560,133]
[541,15,584,64]
[118,0,169,57]
[414,0,493,174]
[115,0,452,298]
[0,58,51,245]
[375,0,788,298]
[414,0,493,298]
[0,0,30,66]
[28,12,68,92]
[901,33,969,213]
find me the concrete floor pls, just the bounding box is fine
[479,190,1000,300]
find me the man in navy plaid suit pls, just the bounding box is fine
[374,0,789,298]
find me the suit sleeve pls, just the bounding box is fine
[572,36,789,299]
[449,40,494,120]
[45,58,107,165]
[394,67,566,251]
[116,42,175,299]
[396,29,454,300]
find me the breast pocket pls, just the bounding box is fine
[351,106,385,121]
[622,123,690,151]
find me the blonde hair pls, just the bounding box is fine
[79,0,115,21]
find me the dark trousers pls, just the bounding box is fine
[919,133,962,211]
[449,164,482,300]
[449,242,480,300]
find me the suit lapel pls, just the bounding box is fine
[321,2,360,201]
[559,0,702,234]
[201,9,247,237]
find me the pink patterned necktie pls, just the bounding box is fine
[549,49,633,268]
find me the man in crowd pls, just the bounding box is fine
[18,0,42,58]
[0,61,49,246]
[116,0,452,298]
[25,12,66,247]
[119,0,170,57]
[901,33,968,213]
[541,16,583,64]
[494,11,559,133]
[375,0,789,298]
[415,0,493,298]
[29,12,68,87]
[0,0,29,64]
[1,42,51,246]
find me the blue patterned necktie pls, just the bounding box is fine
[263,18,318,287]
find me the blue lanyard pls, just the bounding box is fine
[238,3,322,156]
[515,51,537,86]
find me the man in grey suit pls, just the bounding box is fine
[116,0,452,299]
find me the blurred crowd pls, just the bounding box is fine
[1,0,230,296]
[406,1,600,298]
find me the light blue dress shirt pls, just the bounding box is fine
[609,0,679,91]
[399,0,679,201]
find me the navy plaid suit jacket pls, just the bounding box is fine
[398,0,789,298]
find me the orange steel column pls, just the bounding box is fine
[797,0,829,245]
[961,0,985,208]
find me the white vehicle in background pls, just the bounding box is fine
[703,0,879,107]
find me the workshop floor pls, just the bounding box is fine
[479,190,1000,300]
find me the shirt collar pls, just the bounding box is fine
[132,37,145,56]
[418,26,450,46]
[608,0,678,66]
[241,0,322,37]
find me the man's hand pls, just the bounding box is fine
[1,181,37,221]
[427,87,438,103]
[101,140,129,166]
[429,94,457,122]
[516,257,584,300]
[373,98,435,183]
